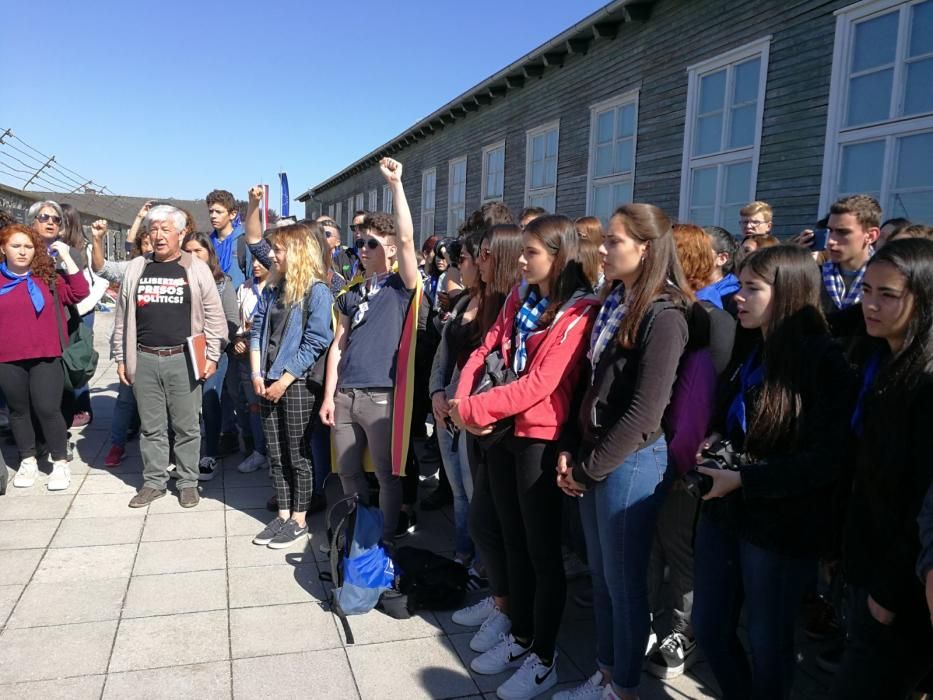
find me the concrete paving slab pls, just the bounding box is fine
[123,569,227,618]
[8,577,127,628]
[133,536,227,575]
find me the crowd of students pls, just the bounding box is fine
[1,171,932,699]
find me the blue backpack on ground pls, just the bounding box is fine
[322,495,395,644]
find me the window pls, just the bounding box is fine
[587,92,639,224]
[421,168,437,244]
[819,0,933,223]
[334,202,342,243]
[383,185,394,214]
[481,141,506,202]
[679,38,771,228]
[524,121,559,212]
[448,157,467,234]
[327,204,334,219]
[355,193,364,213]
[368,189,377,212]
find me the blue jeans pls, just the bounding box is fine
[201,353,228,457]
[437,425,475,559]
[237,361,266,456]
[579,437,670,693]
[110,382,139,448]
[693,517,813,700]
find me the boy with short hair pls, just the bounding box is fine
[320,159,420,540]
[822,195,881,314]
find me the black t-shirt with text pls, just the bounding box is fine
[136,259,191,347]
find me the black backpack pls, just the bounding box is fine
[392,546,469,611]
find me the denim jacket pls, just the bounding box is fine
[249,282,334,381]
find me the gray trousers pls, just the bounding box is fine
[333,388,400,539]
[647,482,698,636]
[133,351,202,490]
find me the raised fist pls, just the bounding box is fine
[379,158,403,183]
[90,219,108,239]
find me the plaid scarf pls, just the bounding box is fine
[512,289,550,374]
[588,285,626,378]
[822,261,867,310]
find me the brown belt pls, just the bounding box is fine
[138,344,186,357]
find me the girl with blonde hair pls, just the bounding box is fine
[249,223,334,549]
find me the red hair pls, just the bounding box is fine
[672,224,715,292]
[0,224,57,285]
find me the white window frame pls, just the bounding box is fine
[421,167,437,245]
[586,90,640,221]
[334,202,343,245]
[818,0,933,216]
[481,140,506,202]
[524,120,560,212]
[354,192,364,213]
[346,197,355,247]
[368,189,377,212]
[382,184,393,214]
[447,156,467,235]
[678,36,772,226]
[327,204,334,219]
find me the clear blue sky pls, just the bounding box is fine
[3,0,608,204]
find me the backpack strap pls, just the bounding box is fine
[49,277,68,353]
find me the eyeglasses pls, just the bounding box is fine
[355,238,381,250]
[36,214,62,225]
[479,247,492,261]
[740,219,768,227]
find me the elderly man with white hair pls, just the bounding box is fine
[112,205,228,508]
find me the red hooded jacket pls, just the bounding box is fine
[454,283,598,441]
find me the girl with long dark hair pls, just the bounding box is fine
[832,238,933,699]
[449,215,597,699]
[691,245,854,700]
[182,232,238,481]
[554,204,692,700]
[448,223,525,635]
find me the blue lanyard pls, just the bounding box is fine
[726,347,765,437]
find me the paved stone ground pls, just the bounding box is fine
[0,315,834,699]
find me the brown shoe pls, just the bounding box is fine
[129,486,166,508]
[179,487,200,509]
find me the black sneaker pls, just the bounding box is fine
[394,510,417,539]
[253,517,287,546]
[646,631,697,679]
[268,519,309,549]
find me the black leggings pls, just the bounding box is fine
[478,435,565,659]
[0,358,68,461]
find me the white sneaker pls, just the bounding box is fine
[198,457,219,481]
[47,460,71,491]
[470,606,512,652]
[496,651,558,699]
[236,451,267,473]
[471,633,529,675]
[553,670,605,700]
[13,457,39,488]
[453,595,495,627]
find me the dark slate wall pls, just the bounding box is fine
[311,0,847,239]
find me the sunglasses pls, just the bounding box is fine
[350,224,366,233]
[37,214,62,225]
[355,238,382,250]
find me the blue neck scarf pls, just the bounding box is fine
[0,262,45,314]
[726,347,765,437]
[696,274,740,310]
[851,350,884,437]
[212,223,243,276]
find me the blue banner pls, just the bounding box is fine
[279,172,290,217]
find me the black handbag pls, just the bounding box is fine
[469,349,518,448]
[299,283,330,393]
